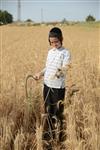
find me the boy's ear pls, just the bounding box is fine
[48,38,51,45]
[49,41,51,45]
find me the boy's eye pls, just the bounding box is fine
[50,40,59,44]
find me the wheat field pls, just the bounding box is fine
[0,23,100,150]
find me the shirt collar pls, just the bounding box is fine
[53,46,64,51]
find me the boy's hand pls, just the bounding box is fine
[55,68,64,78]
[33,73,41,80]
[55,64,71,78]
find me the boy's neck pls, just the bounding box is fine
[57,46,64,51]
[58,46,63,49]
[53,46,63,50]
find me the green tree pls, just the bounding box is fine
[26,19,33,22]
[0,10,13,24]
[86,15,96,22]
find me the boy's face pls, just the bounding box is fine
[49,37,62,49]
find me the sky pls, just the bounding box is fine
[0,0,100,22]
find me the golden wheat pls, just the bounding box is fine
[0,24,99,150]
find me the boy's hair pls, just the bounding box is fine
[48,27,63,45]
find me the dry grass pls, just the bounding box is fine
[0,24,100,150]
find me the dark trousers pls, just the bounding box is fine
[43,84,66,143]
[43,84,65,118]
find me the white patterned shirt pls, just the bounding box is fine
[43,47,71,88]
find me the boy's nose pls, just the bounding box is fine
[53,43,57,47]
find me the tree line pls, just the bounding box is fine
[0,10,97,25]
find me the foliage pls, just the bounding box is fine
[86,15,96,22]
[25,19,33,22]
[0,10,13,24]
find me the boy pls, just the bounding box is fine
[34,27,71,141]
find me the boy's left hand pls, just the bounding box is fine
[55,68,64,78]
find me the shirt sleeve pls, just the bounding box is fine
[40,51,49,76]
[40,68,46,76]
[62,50,71,67]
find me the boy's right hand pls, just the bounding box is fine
[33,73,41,80]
